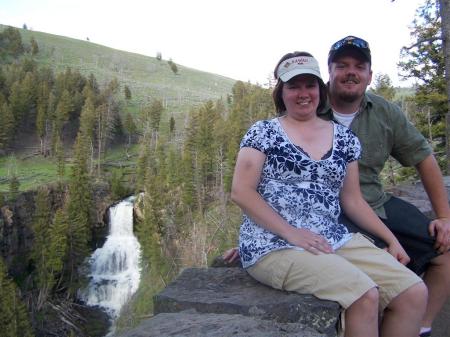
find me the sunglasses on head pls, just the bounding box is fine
[331,37,369,51]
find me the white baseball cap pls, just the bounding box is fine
[276,56,322,82]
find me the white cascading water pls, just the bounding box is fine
[80,196,141,320]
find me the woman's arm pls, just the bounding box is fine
[231,147,332,254]
[340,161,410,264]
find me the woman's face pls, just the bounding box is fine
[281,74,320,120]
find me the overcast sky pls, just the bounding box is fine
[1,0,425,87]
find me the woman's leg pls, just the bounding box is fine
[345,288,379,337]
[247,247,379,337]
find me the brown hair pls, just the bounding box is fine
[272,51,327,115]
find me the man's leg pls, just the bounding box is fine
[422,252,450,327]
[382,197,450,331]
[380,282,428,337]
[336,233,426,337]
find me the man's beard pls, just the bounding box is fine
[337,91,361,103]
[333,75,363,103]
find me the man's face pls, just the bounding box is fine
[328,50,372,104]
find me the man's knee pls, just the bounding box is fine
[428,252,450,284]
[430,251,450,266]
[388,282,428,311]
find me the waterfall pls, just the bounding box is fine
[79,196,141,320]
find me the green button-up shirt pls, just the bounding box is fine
[319,92,432,218]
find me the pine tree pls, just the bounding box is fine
[20,72,38,125]
[0,26,24,58]
[135,137,150,190]
[181,150,196,209]
[47,209,69,290]
[169,115,176,136]
[124,112,137,150]
[54,135,65,181]
[30,37,39,55]
[53,89,72,140]
[136,159,168,277]
[8,174,20,201]
[36,82,50,155]
[95,79,120,176]
[31,186,53,308]
[86,73,100,96]
[399,0,447,163]
[110,168,127,200]
[9,80,27,128]
[212,102,228,198]
[150,99,164,133]
[166,145,182,187]
[0,101,14,150]
[371,73,396,101]
[124,85,132,101]
[0,258,34,337]
[64,133,92,294]
[140,99,164,150]
[167,59,178,75]
[79,95,96,174]
[197,101,219,184]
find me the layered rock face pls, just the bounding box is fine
[0,183,111,278]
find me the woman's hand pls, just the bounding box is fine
[287,228,334,255]
[386,240,410,265]
[222,228,333,262]
[222,247,240,264]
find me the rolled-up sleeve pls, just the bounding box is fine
[390,105,432,167]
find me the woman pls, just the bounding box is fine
[230,51,427,337]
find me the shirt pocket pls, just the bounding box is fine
[357,129,391,170]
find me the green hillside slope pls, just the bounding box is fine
[4,24,236,115]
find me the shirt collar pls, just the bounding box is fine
[360,92,373,112]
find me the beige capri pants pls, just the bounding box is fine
[247,233,423,310]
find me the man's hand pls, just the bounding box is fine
[222,247,240,264]
[429,218,450,253]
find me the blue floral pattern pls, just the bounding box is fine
[239,118,361,268]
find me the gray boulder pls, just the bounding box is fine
[154,267,340,336]
[116,267,340,337]
[117,310,328,337]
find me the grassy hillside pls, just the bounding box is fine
[0,25,237,192]
[4,24,236,115]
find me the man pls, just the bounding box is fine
[321,35,450,337]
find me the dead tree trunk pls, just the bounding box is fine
[439,0,450,173]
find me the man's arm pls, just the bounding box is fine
[416,154,450,253]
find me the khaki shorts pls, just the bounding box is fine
[247,233,422,310]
